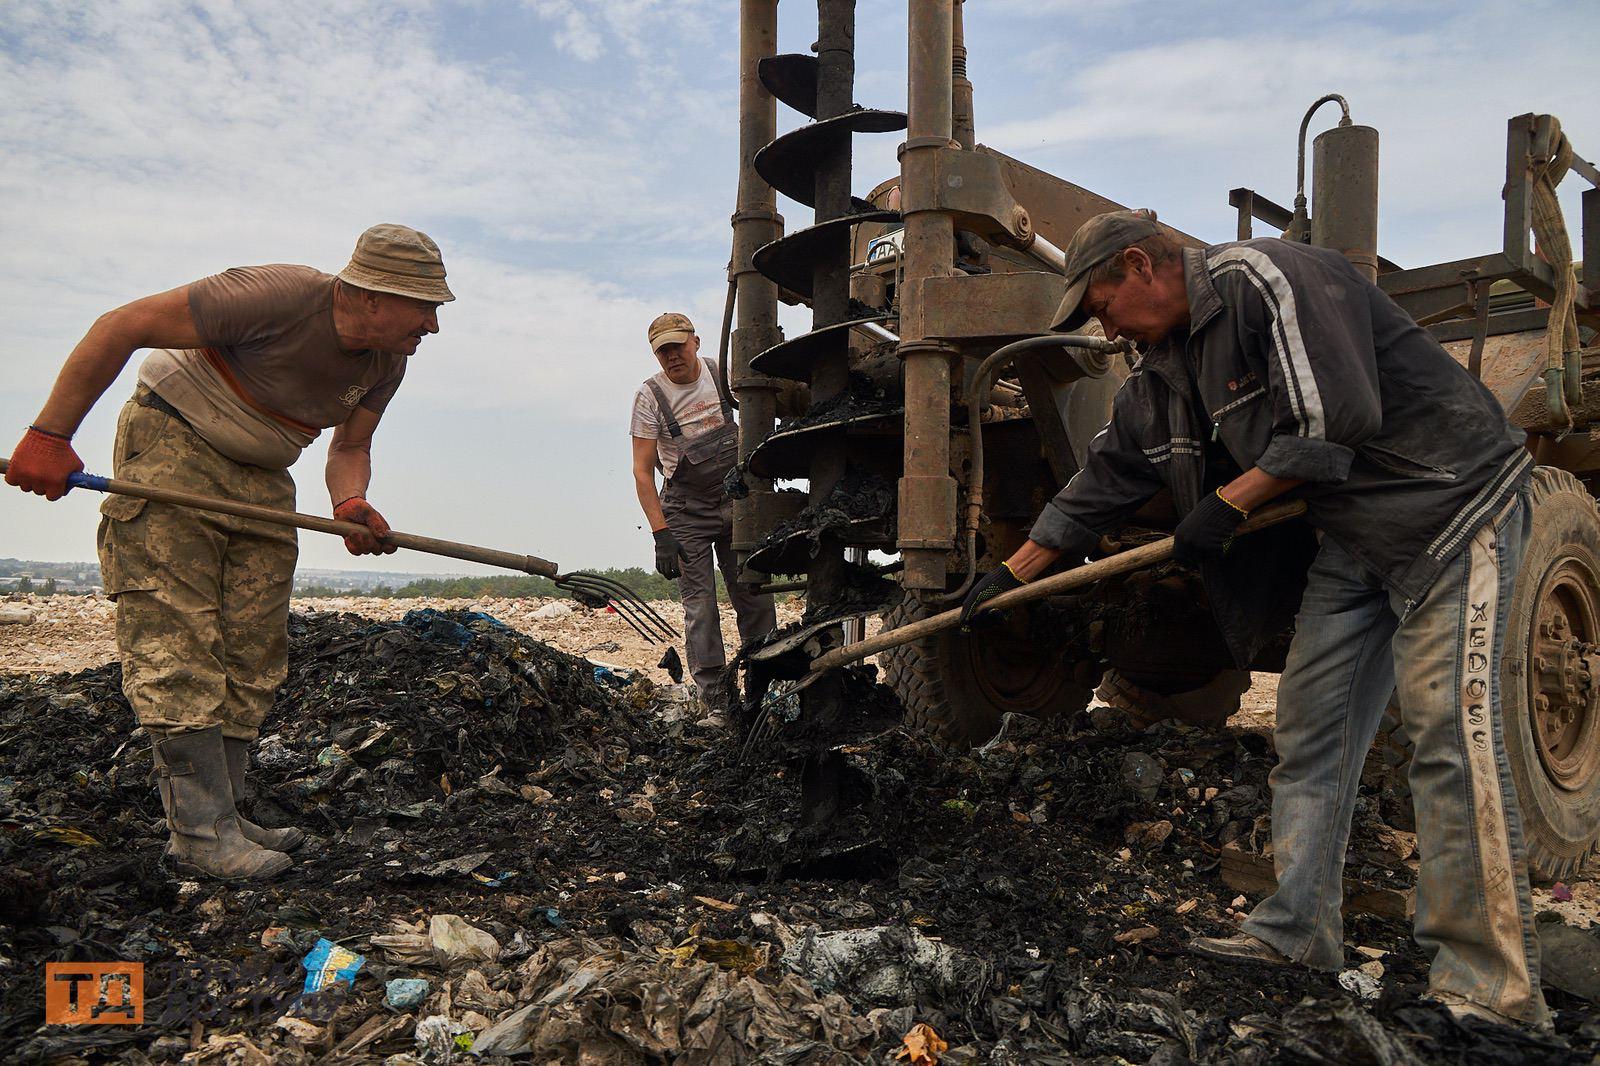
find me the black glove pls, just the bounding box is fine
[1172,489,1248,566]
[653,528,685,579]
[959,563,1025,631]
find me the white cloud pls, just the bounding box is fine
[980,9,1599,265]
[3,0,1597,571]
[523,0,721,62]
[0,1,738,406]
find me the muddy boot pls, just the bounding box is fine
[1187,932,1292,967]
[151,726,292,881]
[222,736,306,852]
[694,678,731,729]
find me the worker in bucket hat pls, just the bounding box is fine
[5,224,454,882]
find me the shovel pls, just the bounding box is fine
[0,458,680,644]
[805,500,1308,674]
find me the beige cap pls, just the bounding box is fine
[648,312,695,353]
[338,224,455,303]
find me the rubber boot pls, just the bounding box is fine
[150,726,292,881]
[222,737,306,852]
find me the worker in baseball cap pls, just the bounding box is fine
[960,209,1545,1026]
[629,313,776,724]
[5,223,453,881]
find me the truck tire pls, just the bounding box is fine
[1502,466,1600,880]
[880,594,1093,747]
[1372,467,1600,881]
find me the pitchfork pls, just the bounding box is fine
[0,459,680,644]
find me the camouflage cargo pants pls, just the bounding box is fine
[96,387,298,740]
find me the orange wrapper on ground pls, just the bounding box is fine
[896,1022,949,1065]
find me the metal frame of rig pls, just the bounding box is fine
[727,1,1600,877]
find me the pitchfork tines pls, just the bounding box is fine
[555,572,680,644]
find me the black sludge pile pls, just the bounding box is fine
[0,608,1597,1063]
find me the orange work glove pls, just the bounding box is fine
[333,496,397,555]
[5,426,84,501]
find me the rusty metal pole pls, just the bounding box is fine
[795,0,860,827]
[952,0,974,150]
[1311,123,1380,282]
[897,0,959,591]
[807,0,855,605]
[731,0,784,572]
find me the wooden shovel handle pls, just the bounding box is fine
[1,458,561,578]
[808,500,1308,674]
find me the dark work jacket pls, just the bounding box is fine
[1030,239,1531,666]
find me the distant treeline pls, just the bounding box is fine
[296,566,728,603]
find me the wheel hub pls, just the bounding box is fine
[1531,560,1600,790]
[958,611,1070,713]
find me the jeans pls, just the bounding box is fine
[1242,495,1547,1024]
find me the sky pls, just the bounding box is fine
[1,0,1595,575]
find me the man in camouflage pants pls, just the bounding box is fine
[6,224,453,881]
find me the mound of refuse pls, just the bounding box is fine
[2,608,1598,1063]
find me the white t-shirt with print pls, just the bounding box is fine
[629,360,731,480]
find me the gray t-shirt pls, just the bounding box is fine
[629,359,730,480]
[138,264,406,469]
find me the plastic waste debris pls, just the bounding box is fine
[414,1014,473,1062]
[429,913,501,966]
[780,924,992,1009]
[1121,751,1165,803]
[1538,915,1600,1002]
[897,1022,949,1065]
[657,645,684,683]
[1338,967,1382,1001]
[301,938,364,994]
[385,977,430,1012]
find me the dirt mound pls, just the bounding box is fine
[1,609,1595,1062]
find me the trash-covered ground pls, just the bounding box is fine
[0,594,805,678]
[3,608,1600,1063]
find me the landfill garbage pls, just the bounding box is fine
[275,1014,326,1043]
[428,913,500,966]
[779,924,991,1010]
[2,607,1598,1063]
[0,605,35,625]
[471,937,878,1060]
[1338,966,1383,1001]
[1539,915,1600,1002]
[591,663,633,688]
[531,601,572,620]
[385,977,430,1012]
[371,918,434,965]
[301,937,365,993]
[657,644,684,683]
[1554,881,1576,902]
[897,1021,949,1065]
[1121,751,1165,802]
[414,1014,473,1062]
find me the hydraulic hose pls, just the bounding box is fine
[716,269,739,410]
[933,332,1133,604]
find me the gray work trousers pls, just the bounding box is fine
[1242,495,1546,1024]
[661,479,777,696]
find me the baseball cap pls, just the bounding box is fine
[649,312,696,353]
[1050,209,1162,331]
[338,224,455,303]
